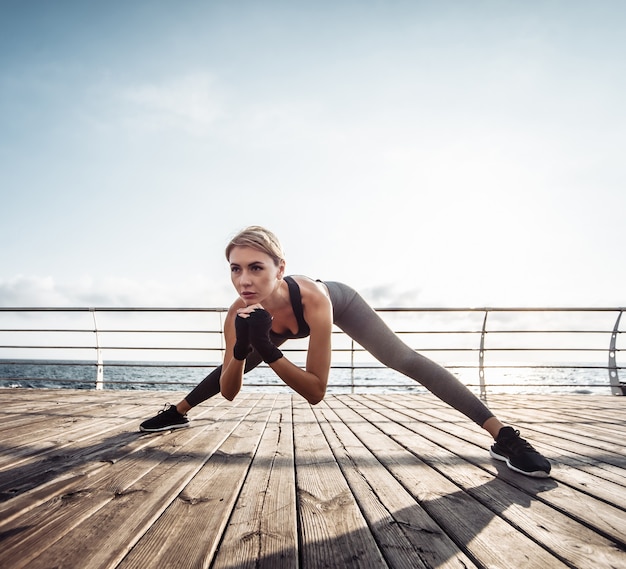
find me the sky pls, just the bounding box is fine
[1,0,625,309]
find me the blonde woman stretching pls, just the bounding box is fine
[140,226,551,478]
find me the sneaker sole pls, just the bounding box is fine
[489,448,507,462]
[506,461,551,478]
[139,423,190,433]
[490,449,550,478]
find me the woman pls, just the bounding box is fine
[140,226,551,478]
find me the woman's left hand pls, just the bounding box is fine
[246,308,283,364]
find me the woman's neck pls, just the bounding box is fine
[261,279,290,313]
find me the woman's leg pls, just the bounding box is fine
[140,346,278,431]
[325,281,495,427]
[183,351,265,408]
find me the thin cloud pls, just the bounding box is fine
[117,72,226,136]
[0,275,233,308]
[0,276,69,307]
[360,283,425,308]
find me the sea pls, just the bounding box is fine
[0,359,617,396]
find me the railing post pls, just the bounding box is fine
[609,310,623,396]
[479,310,488,401]
[90,309,104,390]
[218,310,225,360]
[350,338,355,394]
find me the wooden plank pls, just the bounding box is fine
[388,394,626,490]
[370,395,626,548]
[0,430,156,521]
[481,396,626,487]
[0,396,257,569]
[488,394,625,421]
[481,397,626,495]
[0,390,625,569]
[347,396,626,569]
[292,399,388,568]
[502,409,626,462]
[314,401,478,569]
[388,393,626,479]
[0,398,230,500]
[0,406,146,473]
[117,395,275,569]
[211,396,299,569]
[0,391,229,507]
[326,396,570,569]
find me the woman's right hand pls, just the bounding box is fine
[246,308,283,363]
[236,303,263,317]
[232,313,252,360]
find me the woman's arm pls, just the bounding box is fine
[219,304,247,401]
[268,283,333,404]
[220,280,333,404]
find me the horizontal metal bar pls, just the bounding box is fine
[0,307,230,312]
[0,360,220,368]
[0,376,613,388]
[345,345,621,351]
[0,329,223,334]
[2,361,620,371]
[0,346,223,351]
[2,345,619,354]
[1,329,619,338]
[1,306,624,312]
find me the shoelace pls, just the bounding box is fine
[158,403,173,415]
[503,430,538,455]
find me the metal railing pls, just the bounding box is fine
[0,306,623,397]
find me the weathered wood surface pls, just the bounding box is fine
[0,389,625,568]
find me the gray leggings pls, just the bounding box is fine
[185,281,494,426]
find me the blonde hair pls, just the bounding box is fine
[225,226,285,266]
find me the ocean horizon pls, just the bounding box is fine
[0,358,616,396]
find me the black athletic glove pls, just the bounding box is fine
[248,308,283,364]
[233,314,252,360]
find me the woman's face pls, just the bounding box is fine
[229,246,285,305]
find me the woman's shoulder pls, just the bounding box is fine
[289,275,328,296]
[289,275,331,316]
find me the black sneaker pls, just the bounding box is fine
[490,426,551,478]
[139,404,190,432]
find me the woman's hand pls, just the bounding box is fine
[236,303,263,317]
[246,308,283,363]
[232,313,251,360]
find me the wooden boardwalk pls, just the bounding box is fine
[0,389,625,569]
